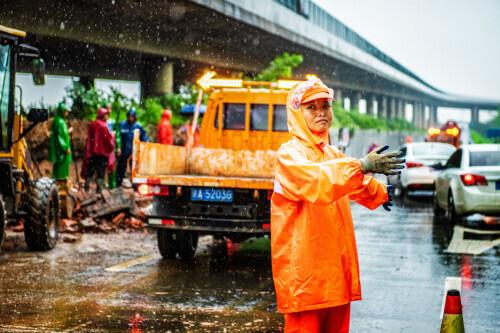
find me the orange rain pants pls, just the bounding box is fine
[284,303,350,333]
[271,79,388,320]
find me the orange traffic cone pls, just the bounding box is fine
[440,289,465,333]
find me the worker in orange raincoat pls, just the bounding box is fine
[271,79,404,333]
[157,109,174,145]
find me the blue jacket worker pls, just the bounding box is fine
[117,108,148,186]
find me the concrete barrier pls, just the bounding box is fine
[329,128,425,158]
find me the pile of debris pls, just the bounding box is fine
[6,187,152,244]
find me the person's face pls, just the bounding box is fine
[128,115,135,123]
[301,98,333,134]
[63,110,69,119]
[103,113,110,122]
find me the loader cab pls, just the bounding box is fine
[0,36,15,151]
[0,25,46,153]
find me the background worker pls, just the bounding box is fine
[177,115,200,147]
[271,79,404,333]
[48,102,72,187]
[117,108,148,186]
[157,109,173,145]
[82,107,114,193]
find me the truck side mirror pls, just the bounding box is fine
[27,108,49,123]
[31,58,45,85]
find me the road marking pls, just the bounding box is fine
[105,253,160,272]
[446,226,500,255]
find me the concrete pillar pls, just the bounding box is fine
[334,88,343,108]
[377,95,387,119]
[141,58,174,99]
[396,99,404,119]
[387,97,396,120]
[351,92,361,111]
[471,106,479,124]
[430,105,438,125]
[366,94,375,116]
[412,102,420,127]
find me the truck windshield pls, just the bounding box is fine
[0,43,12,150]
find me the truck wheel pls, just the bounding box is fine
[24,178,60,251]
[157,229,178,259]
[178,231,198,260]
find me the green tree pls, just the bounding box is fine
[253,52,304,81]
[65,80,106,120]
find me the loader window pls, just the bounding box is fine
[0,44,12,150]
[272,104,288,131]
[250,104,268,131]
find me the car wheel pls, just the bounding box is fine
[157,229,178,259]
[433,191,445,217]
[447,193,461,224]
[178,231,198,261]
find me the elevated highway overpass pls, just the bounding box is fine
[1,0,498,127]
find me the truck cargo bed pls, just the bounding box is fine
[133,174,273,190]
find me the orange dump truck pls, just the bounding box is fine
[132,74,309,259]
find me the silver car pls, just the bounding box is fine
[390,142,456,197]
[434,144,500,223]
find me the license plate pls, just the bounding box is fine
[191,188,234,202]
[496,181,500,191]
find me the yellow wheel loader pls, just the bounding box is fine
[0,25,60,250]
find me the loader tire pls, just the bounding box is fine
[157,229,178,259]
[0,195,5,250]
[24,178,60,251]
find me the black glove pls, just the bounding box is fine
[383,185,394,211]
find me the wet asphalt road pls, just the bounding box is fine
[0,197,499,333]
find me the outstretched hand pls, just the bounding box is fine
[359,145,405,176]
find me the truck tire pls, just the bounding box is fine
[157,229,178,259]
[24,178,60,251]
[178,231,198,260]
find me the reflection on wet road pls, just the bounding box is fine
[0,198,498,332]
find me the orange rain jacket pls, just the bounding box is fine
[271,79,388,314]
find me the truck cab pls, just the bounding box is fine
[132,75,310,260]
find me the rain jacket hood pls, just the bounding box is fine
[162,110,172,120]
[271,80,388,314]
[286,79,333,149]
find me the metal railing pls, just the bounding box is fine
[274,0,441,92]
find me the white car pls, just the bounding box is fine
[434,144,500,223]
[390,142,456,196]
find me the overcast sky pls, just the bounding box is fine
[314,0,500,100]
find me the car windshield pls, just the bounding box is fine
[469,150,500,167]
[413,144,455,157]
